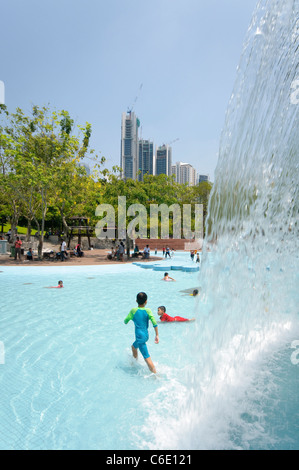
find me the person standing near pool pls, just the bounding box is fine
[165,246,171,258]
[60,239,67,261]
[14,237,22,260]
[124,292,159,374]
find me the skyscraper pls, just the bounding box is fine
[120,111,140,180]
[138,139,154,181]
[172,161,197,186]
[155,144,172,176]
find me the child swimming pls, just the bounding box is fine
[157,306,195,322]
[45,280,64,289]
[161,272,176,282]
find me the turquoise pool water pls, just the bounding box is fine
[1,250,298,450]
[0,252,201,450]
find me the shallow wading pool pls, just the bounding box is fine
[0,252,201,450]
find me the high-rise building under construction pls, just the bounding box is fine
[120,111,140,180]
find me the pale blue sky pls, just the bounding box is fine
[0,0,257,181]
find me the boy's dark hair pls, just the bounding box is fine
[137,292,147,305]
[164,272,168,276]
[158,306,166,312]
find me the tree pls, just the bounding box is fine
[0,105,26,239]
[0,105,98,258]
[96,173,212,239]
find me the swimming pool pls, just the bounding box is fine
[1,249,298,450]
[0,252,201,450]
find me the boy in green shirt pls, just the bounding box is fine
[124,292,159,373]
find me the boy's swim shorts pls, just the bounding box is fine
[132,340,150,359]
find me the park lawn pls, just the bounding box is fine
[3,224,41,236]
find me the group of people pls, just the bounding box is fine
[135,244,177,259]
[190,250,200,263]
[10,237,84,262]
[57,241,83,261]
[161,272,199,298]
[107,243,152,261]
[125,248,202,373]
[125,286,198,374]
[162,246,174,258]
[11,237,33,261]
[108,242,125,261]
[132,244,151,259]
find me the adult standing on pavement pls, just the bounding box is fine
[14,237,22,260]
[60,239,67,261]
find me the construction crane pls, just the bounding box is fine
[127,83,143,114]
[161,138,179,147]
[167,138,179,146]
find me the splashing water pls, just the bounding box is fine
[142,0,299,450]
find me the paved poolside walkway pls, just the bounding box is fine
[0,249,163,267]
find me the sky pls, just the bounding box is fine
[0,0,258,181]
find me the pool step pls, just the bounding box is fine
[133,262,199,273]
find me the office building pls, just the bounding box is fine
[138,139,154,181]
[155,144,172,176]
[120,111,140,180]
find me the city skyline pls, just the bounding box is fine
[0,0,258,182]
[121,109,203,185]
[120,110,209,185]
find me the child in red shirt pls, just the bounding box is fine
[157,306,195,322]
[45,280,64,289]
